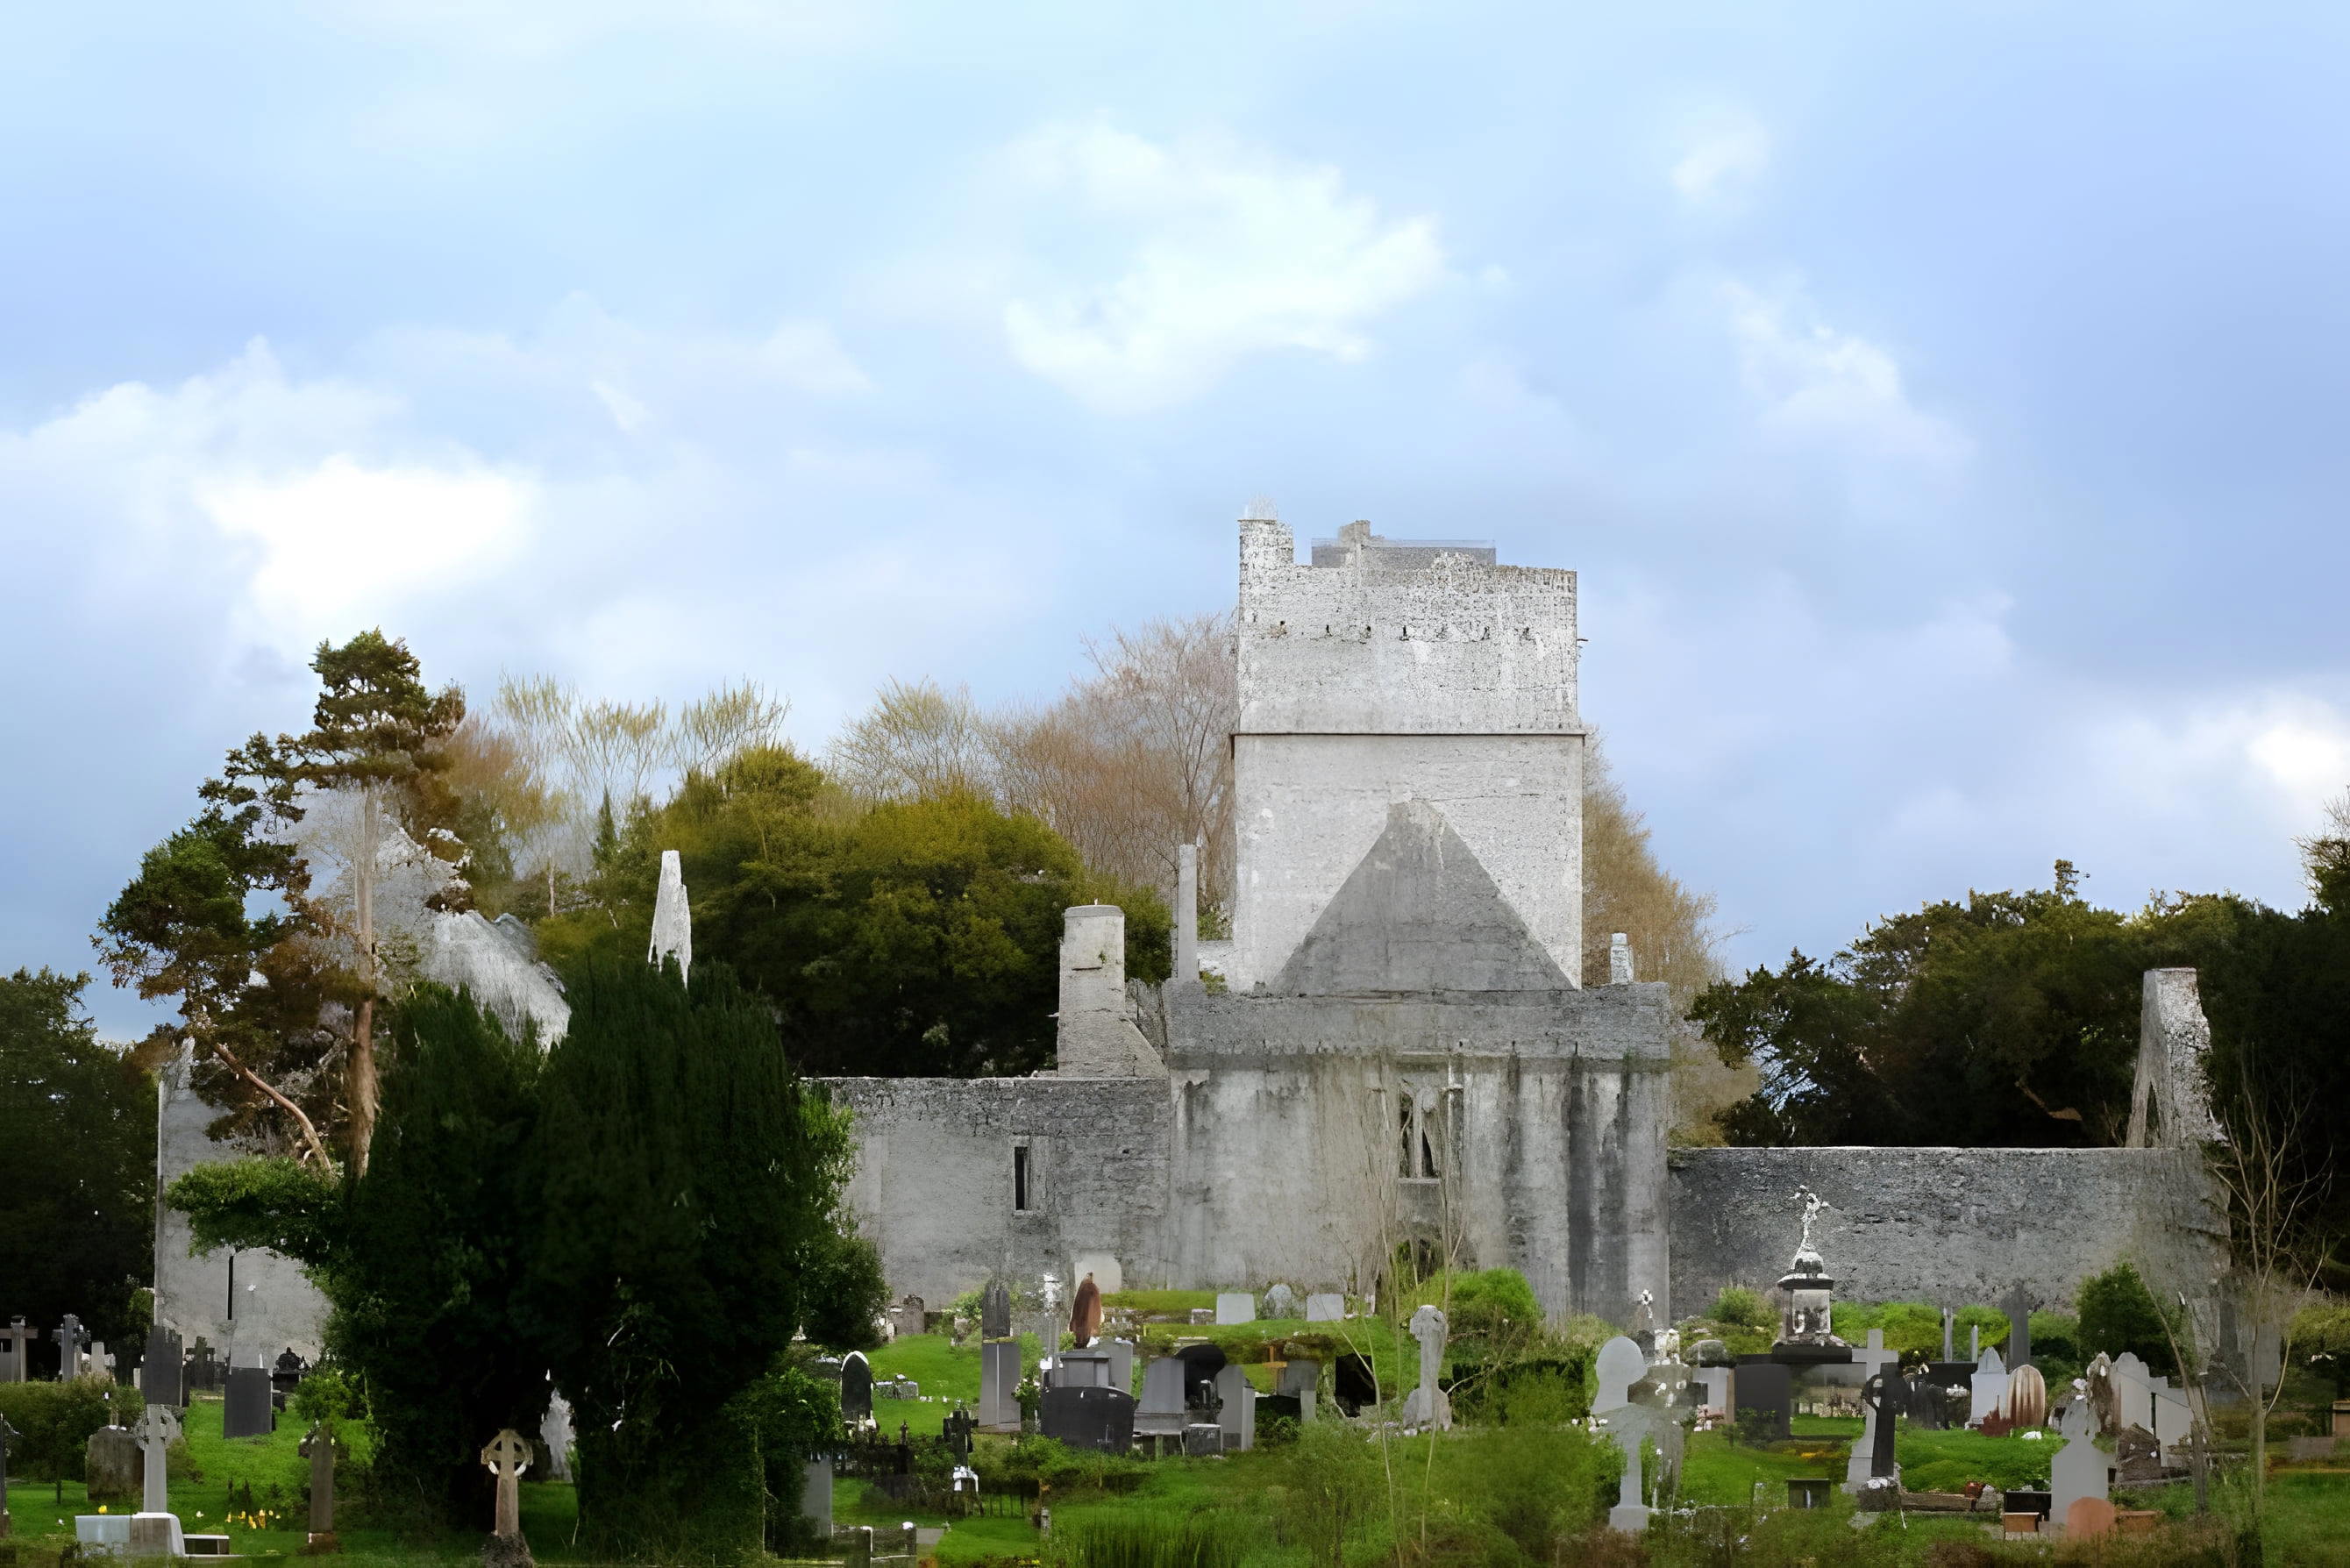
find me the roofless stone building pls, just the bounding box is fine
[152,510,2227,1355]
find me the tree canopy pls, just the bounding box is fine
[0,970,155,1354]
[541,746,1168,1077]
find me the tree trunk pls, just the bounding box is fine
[349,996,378,1176]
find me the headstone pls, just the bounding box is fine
[1305,1294,1344,1322]
[1731,1359,1791,1441]
[0,1410,18,1536]
[1070,1275,1103,1347]
[131,1406,179,1516]
[1181,1423,1221,1458]
[1053,1351,1114,1389]
[185,1340,218,1393]
[1213,1364,1256,1450]
[1845,1331,1901,1493]
[1970,1347,2009,1425]
[1592,1336,1645,1415]
[1332,1353,1378,1416]
[886,1296,928,1341]
[1595,1335,1656,1532]
[1401,1304,1449,1429]
[840,1352,874,1423]
[2004,1364,2049,1429]
[87,1426,140,1502]
[139,1328,183,1409]
[1214,1293,1255,1326]
[0,1317,30,1383]
[1278,1358,1320,1422]
[1106,1337,1136,1394]
[297,1422,344,1546]
[1942,1308,1955,1362]
[272,1349,309,1399]
[1263,1284,1298,1320]
[54,1315,84,1381]
[1693,1366,1731,1422]
[224,1361,275,1438]
[2005,1287,2033,1371]
[539,1393,574,1482]
[979,1342,1022,1429]
[2050,1399,2110,1523]
[981,1281,1013,1341]
[800,1455,833,1536]
[126,1511,186,1558]
[1609,930,1634,984]
[1039,1272,1062,1352]
[1038,1386,1136,1454]
[1136,1358,1187,1438]
[1970,1323,1981,1360]
[479,1429,533,1543]
[2064,1497,2118,1540]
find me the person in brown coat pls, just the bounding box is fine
[1069,1273,1103,1348]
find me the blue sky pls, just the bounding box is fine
[6,1,2348,1037]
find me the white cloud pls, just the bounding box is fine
[1671,115,1770,206]
[199,456,536,634]
[1721,279,1972,468]
[993,121,1449,412]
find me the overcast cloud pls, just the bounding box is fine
[5,1,2347,1037]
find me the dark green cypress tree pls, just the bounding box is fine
[527,955,871,1564]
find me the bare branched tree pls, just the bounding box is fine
[825,678,994,802]
[673,680,792,778]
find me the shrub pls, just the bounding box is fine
[2078,1262,2179,1376]
[0,1379,113,1481]
[1055,1509,1244,1568]
[1707,1286,1773,1331]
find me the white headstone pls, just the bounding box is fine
[1136,1358,1187,1437]
[1971,1346,2011,1425]
[648,850,693,982]
[2051,1398,2110,1525]
[1402,1305,1450,1429]
[1263,1283,1298,1319]
[1213,1363,1256,1450]
[1592,1336,1646,1415]
[1304,1294,1345,1322]
[1214,1293,1255,1325]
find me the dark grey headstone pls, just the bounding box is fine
[85,1426,139,1501]
[840,1351,873,1422]
[981,1282,1012,1341]
[224,1365,275,1438]
[1174,1342,1227,1407]
[1862,1372,1903,1477]
[2005,1287,2033,1371]
[1038,1386,1136,1455]
[185,1339,219,1392]
[1181,1422,1221,1458]
[1732,1359,1792,1442]
[141,1327,184,1408]
[271,1348,309,1396]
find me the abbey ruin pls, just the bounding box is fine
[153,513,2226,1358]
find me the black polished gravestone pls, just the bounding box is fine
[1731,1359,1793,1442]
[185,1339,219,1393]
[840,1351,874,1423]
[1333,1354,1378,1416]
[139,1327,184,1408]
[1861,1372,1904,1479]
[1037,1386,1136,1455]
[224,1365,276,1439]
[1174,1343,1228,1408]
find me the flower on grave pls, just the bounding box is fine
[98,1506,109,1514]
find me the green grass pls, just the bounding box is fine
[6,1393,580,1561]
[1679,1429,1849,1506]
[931,1512,1044,1565]
[1100,1291,1215,1316]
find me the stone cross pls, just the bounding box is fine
[0,1410,19,1537]
[479,1429,533,1540]
[1941,1308,1955,1362]
[53,1315,83,1380]
[2050,1395,2109,1524]
[299,1422,345,1540]
[2004,1286,2033,1370]
[1843,1330,1900,1493]
[130,1404,180,1516]
[1403,1304,1449,1429]
[0,1318,30,1384]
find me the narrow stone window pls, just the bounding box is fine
[1014,1143,1033,1212]
[1397,1099,1416,1178]
[1417,1097,1441,1179]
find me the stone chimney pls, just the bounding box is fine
[1054,905,1165,1077]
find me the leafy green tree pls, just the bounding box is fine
[526,955,885,1562]
[543,747,1169,1077]
[2076,1262,2177,1376]
[0,970,156,1353]
[169,983,545,1528]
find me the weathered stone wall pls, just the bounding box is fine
[153,1049,331,1362]
[1666,1145,2227,1319]
[822,1077,1171,1308]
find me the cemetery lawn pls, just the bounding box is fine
[7,1394,580,1562]
[1679,1430,1848,1504]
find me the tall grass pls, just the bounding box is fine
[1052,1508,1246,1568]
